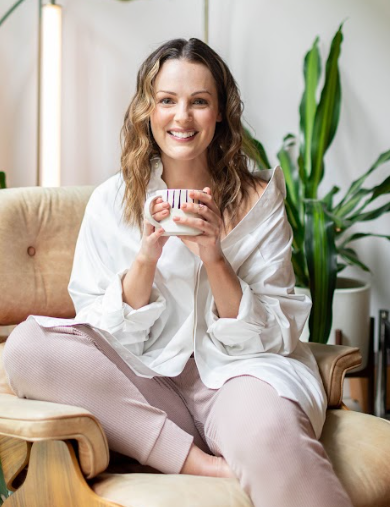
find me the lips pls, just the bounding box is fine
[168,130,197,139]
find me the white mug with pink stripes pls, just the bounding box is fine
[144,189,202,236]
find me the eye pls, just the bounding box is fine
[159,98,175,105]
[193,98,208,106]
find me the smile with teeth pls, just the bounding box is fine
[168,130,197,139]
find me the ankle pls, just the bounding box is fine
[180,444,210,476]
[180,445,235,479]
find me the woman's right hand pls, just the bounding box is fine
[138,197,171,264]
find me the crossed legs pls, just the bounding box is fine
[200,375,353,507]
[3,320,207,473]
[4,320,353,506]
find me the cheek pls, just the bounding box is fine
[150,109,169,133]
[200,111,220,134]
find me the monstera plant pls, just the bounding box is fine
[248,23,390,344]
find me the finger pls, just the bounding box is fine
[147,226,166,242]
[188,189,219,214]
[152,208,170,222]
[154,227,166,239]
[173,215,217,236]
[144,219,155,235]
[181,201,221,226]
[151,201,170,214]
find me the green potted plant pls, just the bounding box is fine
[248,24,390,358]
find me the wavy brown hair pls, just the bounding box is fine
[121,38,262,230]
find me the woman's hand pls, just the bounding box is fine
[175,188,224,266]
[139,197,170,264]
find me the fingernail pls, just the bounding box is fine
[199,204,204,209]
[181,203,187,209]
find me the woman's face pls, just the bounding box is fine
[150,59,222,166]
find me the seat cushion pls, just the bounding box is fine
[320,410,390,507]
[91,473,253,507]
[91,409,390,507]
[0,343,15,396]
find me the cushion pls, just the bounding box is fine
[91,473,253,507]
[0,186,93,325]
[320,409,390,507]
[91,409,390,507]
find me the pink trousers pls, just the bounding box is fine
[4,319,353,507]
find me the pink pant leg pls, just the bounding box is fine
[3,319,207,474]
[203,376,353,507]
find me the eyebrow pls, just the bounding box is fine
[156,90,212,96]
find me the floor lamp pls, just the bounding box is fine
[0,0,62,187]
[38,0,62,187]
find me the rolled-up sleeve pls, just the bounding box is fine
[206,205,311,356]
[68,193,166,347]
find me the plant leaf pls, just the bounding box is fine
[369,174,390,202]
[0,172,6,189]
[348,202,390,224]
[277,135,301,209]
[339,232,390,248]
[334,149,390,212]
[338,247,371,272]
[292,248,309,288]
[243,129,271,170]
[0,0,26,27]
[299,36,321,180]
[337,262,347,273]
[333,188,371,217]
[309,24,343,198]
[322,185,340,208]
[305,200,338,343]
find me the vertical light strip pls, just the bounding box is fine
[204,0,209,44]
[39,3,62,187]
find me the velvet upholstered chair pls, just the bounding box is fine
[0,185,390,507]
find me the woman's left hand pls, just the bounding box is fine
[175,187,224,265]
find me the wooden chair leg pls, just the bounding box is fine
[3,440,121,507]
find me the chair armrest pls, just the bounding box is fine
[0,394,109,479]
[307,343,362,407]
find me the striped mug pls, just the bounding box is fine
[144,189,202,236]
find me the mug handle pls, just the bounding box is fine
[144,195,163,228]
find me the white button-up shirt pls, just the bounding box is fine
[33,159,327,438]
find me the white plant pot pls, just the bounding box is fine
[296,278,371,373]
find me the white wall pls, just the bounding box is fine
[1,0,389,336]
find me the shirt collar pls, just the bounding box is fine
[148,157,167,194]
[146,159,286,245]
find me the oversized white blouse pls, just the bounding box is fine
[33,159,327,438]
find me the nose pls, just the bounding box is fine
[174,101,192,123]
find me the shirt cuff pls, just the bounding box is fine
[101,270,166,342]
[206,278,268,350]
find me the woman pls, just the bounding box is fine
[4,38,353,507]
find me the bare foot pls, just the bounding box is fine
[180,444,236,478]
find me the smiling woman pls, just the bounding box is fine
[3,38,353,507]
[120,39,261,232]
[151,59,222,187]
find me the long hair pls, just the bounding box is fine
[120,38,261,230]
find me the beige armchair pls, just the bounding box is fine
[0,186,390,507]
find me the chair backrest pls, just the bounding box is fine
[0,186,94,326]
